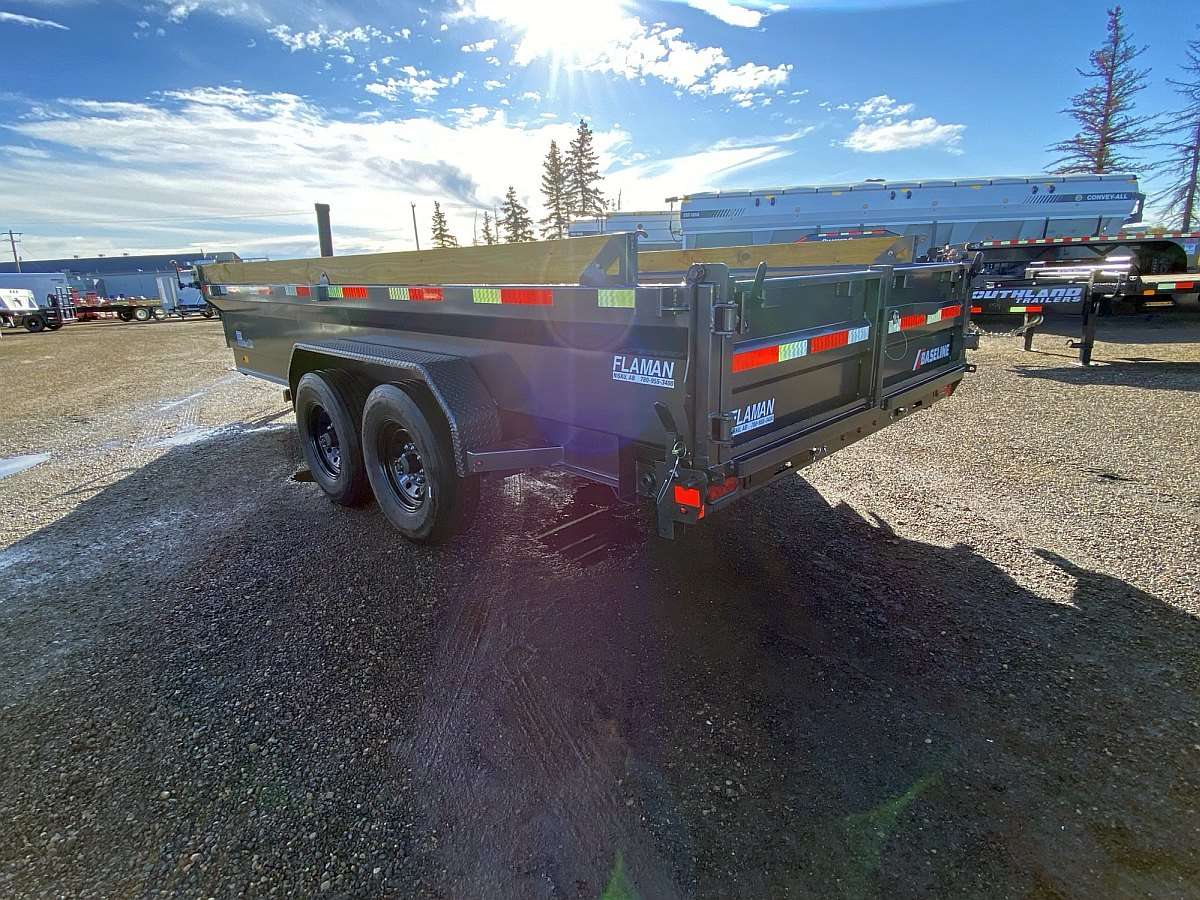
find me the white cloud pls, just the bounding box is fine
[840,94,965,153]
[461,38,497,52]
[268,23,390,53]
[683,0,764,27]
[365,67,463,103]
[0,87,633,257]
[452,1,790,96]
[0,11,69,30]
[484,55,501,65]
[1,86,804,260]
[483,80,504,90]
[705,61,791,95]
[520,91,542,102]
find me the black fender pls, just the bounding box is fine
[288,340,501,477]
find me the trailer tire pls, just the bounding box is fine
[201,305,216,319]
[118,309,134,322]
[294,370,371,507]
[24,316,46,333]
[362,383,478,544]
[45,317,64,331]
[133,307,152,322]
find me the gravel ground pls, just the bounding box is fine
[0,314,1197,899]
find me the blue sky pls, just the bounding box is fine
[0,0,1196,260]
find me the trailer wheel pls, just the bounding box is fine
[150,307,166,320]
[24,315,46,333]
[294,370,371,507]
[45,317,64,331]
[201,305,216,319]
[362,383,478,543]
[133,307,152,322]
[117,309,134,322]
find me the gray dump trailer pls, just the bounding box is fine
[199,234,972,542]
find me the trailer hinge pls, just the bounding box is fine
[659,286,691,317]
[712,302,738,335]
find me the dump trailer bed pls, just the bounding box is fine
[199,234,971,542]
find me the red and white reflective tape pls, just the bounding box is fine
[732,323,870,373]
[973,231,1200,249]
[887,303,962,334]
[472,287,553,306]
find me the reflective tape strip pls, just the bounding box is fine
[473,288,501,304]
[847,325,870,343]
[810,329,849,353]
[598,289,635,308]
[341,285,368,299]
[284,284,298,297]
[940,304,962,320]
[388,287,410,301]
[778,339,808,361]
[501,288,553,305]
[326,285,343,298]
[900,313,926,330]
[408,287,443,301]
[296,285,311,298]
[731,345,779,372]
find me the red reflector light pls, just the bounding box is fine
[731,345,779,372]
[673,485,702,508]
[501,288,553,305]
[705,476,739,503]
[809,329,849,353]
[408,287,443,301]
[342,285,369,299]
[970,305,983,314]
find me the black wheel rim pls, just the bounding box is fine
[308,406,341,477]
[379,422,427,512]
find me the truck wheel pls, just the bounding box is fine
[25,316,46,333]
[294,370,371,507]
[362,383,478,543]
[151,307,166,320]
[133,307,151,322]
[45,317,64,331]
[118,309,134,322]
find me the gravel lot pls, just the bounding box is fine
[1,314,1198,899]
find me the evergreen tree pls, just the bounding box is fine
[500,186,534,243]
[1048,6,1153,174]
[430,201,458,249]
[539,140,570,239]
[1149,29,1200,229]
[480,211,497,245]
[564,118,605,217]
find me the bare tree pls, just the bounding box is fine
[1149,30,1200,229]
[1048,6,1153,173]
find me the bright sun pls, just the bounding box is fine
[472,0,639,68]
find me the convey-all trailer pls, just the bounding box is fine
[199,234,972,543]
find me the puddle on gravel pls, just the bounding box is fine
[0,453,51,481]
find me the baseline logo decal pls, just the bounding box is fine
[972,286,1084,303]
[233,330,255,349]
[913,343,951,371]
[731,398,775,436]
[612,355,676,388]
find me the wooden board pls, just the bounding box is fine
[638,235,912,273]
[199,234,627,286]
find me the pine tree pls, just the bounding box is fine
[1047,6,1153,174]
[1149,30,1200,229]
[500,186,534,243]
[480,211,497,245]
[539,140,570,239]
[430,201,458,249]
[564,118,605,217]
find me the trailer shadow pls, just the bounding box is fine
[1,435,1197,899]
[1012,359,1200,392]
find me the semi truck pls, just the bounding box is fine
[198,233,973,543]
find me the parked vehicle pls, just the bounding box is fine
[966,231,1200,364]
[199,234,973,543]
[0,287,64,332]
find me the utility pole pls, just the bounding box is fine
[314,204,333,257]
[6,230,21,272]
[410,202,420,251]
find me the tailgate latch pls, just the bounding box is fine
[710,412,735,445]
